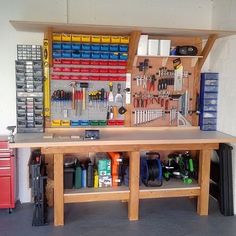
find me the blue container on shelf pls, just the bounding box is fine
[91,44,100,51]
[100,52,109,59]
[109,44,119,52]
[79,120,90,126]
[100,44,109,51]
[119,45,129,52]
[62,43,72,50]
[81,52,91,59]
[72,51,81,58]
[62,50,72,58]
[119,53,128,60]
[110,52,119,60]
[53,51,62,58]
[71,43,81,50]
[199,72,219,131]
[52,42,62,50]
[91,52,101,59]
[71,120,80,127]
[82,44,91,51]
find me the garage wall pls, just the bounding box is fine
[211,0,236,212]
[0,0,213,202]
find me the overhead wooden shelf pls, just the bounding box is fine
[10,20,236,39]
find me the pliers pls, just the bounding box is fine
[148,75,156,92]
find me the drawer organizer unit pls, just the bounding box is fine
[15,45,44,133]
[49,33,130,128]
[199,72,219,131]
[0,137,15,212]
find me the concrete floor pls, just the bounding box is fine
[0,197,235,236]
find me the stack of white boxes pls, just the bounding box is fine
[137,35,171,56]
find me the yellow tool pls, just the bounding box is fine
[43,39,50,117]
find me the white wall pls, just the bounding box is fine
[211,0,236,212]
[68,0,212,29]
[0,0,213,202]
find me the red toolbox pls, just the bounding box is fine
[0,136,15,211]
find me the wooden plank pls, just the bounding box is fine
[10,129,235,149]
[41,143,219,154]
[127,31,141,71]
[139,187,200,199]
[64,190,129,203]
[10,20,236,38]
[54,153,64,226]
[197,149,212,215]
[128,151,140,221]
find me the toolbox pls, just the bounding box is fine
[199,73,219,131]
[15,45,44,133]
[0,137,15,212]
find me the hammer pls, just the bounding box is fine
[80,82,89,110]
[69,82,78,110]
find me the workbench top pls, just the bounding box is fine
[9,128,236,148]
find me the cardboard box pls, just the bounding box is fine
[99,175,112,187]
[137,35,148,56]
[148,39,159,56]
[160,40,171,56]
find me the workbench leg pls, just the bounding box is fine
[197,149,212,215]
[54,153,64,226]
[128,151,140,221]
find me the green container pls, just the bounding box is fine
[75,166,82,189]
[98,159,111,176]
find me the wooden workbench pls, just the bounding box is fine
[9,128,236,226]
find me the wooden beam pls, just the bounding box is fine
[128,151,140,221]
[139,187,200,199]
[54,153,64,226]
[64,191,129,203]
[127,31,141,71]
[197,149,212,215]
[41,143,219,154]
[198,34,218,71]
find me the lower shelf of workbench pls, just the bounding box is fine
[63,179,200,203]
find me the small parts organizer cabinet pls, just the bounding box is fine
[199,73,219,131]
[0,137,15,211]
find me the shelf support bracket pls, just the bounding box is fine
[198,34,218,71]
[127,31,141,72]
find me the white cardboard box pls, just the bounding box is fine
[137,35,148,56]
[148,39,159,56]
[160,40,171,56]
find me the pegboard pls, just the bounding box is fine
[131,56,197,127]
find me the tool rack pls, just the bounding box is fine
[37,26,222,130]
[9,21,236,226]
